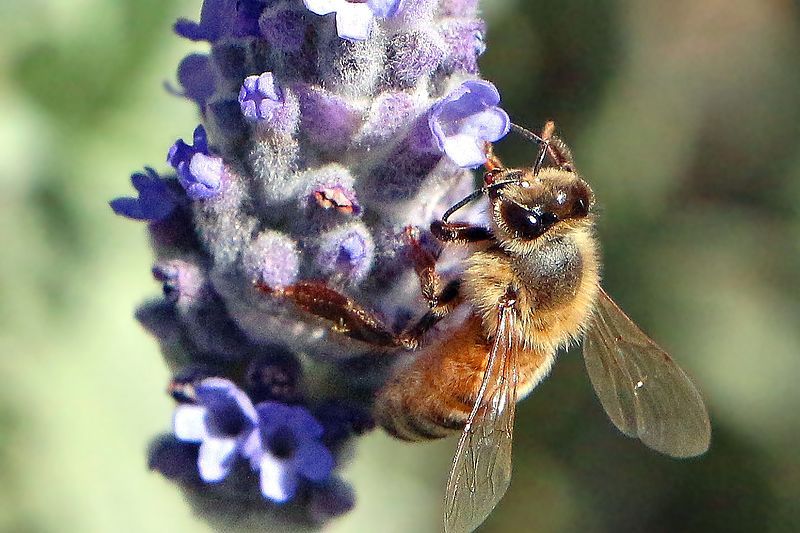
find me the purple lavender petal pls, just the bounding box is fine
[195,377,259,426]
[286,406,325,441]
[197,436,238,482]
[255,401,294,431]
[238,72,300,134]
[192,124,209,153]
[259,453,298,503]
[241,429,263,469]
[303,0,338,16]
[183,153,224,199]
[367,0,401,18]
[334,3,374,41]
[110,168,178,221]
[167,127,224,200]
[173,404,208,442]
[438,132,486,168]
[293,441,334,482]
[176,54,215,111]
[429,80,510,168]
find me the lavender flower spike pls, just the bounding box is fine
[429,79,511,168]
[119,0,505,525]
[172,378,259,482]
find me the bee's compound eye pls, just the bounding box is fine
[500,202,544,239]
[571,197,588,218]
[540,211,559,226]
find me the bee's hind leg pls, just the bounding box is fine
[255,280,405,348]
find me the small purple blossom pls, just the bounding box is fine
[172,378,259,483]
[109,168,179,221]
[253,402,335,503]
[304,0,401,41]
[316,223,375,283]
[238,73,299,134]
[167,125,224,200]
[429,80,510,168]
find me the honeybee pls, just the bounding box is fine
[374,121,712,532]
[256,121,711,533]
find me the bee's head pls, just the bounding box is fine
[489,168,595,250]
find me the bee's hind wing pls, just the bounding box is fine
[583,288,711,458]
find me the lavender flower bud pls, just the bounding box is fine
[241,230,300,288]
[114,0,509,524]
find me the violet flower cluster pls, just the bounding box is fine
[112,0,509,526]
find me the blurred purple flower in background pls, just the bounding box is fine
[112,0,507,525]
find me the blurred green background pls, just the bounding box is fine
[1,0,799,531]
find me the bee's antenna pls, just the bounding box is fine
[510,122,553,175]
[510,123,546,145]
[442,177,522,223]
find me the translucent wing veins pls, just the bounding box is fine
[583,288,711,458]
[444,300,518,533]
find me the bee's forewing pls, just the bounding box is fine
[583,288,711,458]
[444,303,518,533]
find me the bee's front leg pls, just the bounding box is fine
[430,220,493,244]
[484,141,505,173]
[400,221,492,348]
